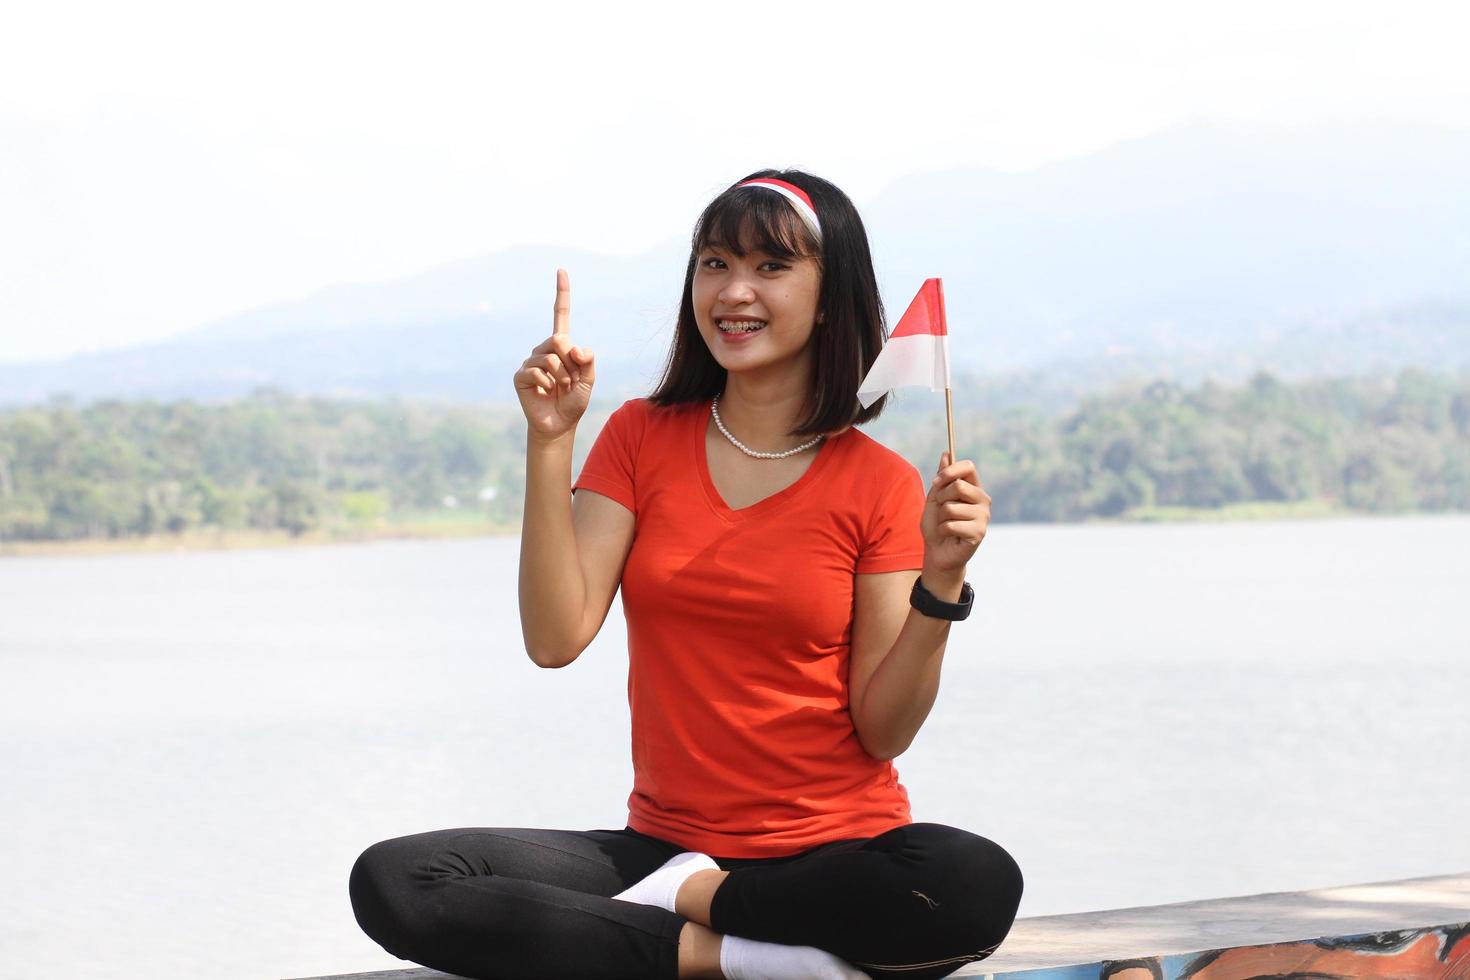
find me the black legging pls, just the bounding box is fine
[349,822,1022,980]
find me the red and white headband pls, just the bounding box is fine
[737,178,822,242]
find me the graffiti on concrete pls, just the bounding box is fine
[992,921,1470,980]
[1175,922,1470,979]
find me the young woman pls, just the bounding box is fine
[350,171,1022,980]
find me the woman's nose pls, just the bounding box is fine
[718,273,756,305]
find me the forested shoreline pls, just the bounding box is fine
[869,369,1470,522]
[1,370,1467,544]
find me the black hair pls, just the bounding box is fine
[1100,958,1164,979]
[647,169,890,436]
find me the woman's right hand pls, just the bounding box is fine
[514,268,596,441]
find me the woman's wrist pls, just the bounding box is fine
[526,426,577,454]
[919,564,966,603]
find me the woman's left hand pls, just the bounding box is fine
[921,452,991,575]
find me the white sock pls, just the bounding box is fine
[611,850,719,913]
[719,934,872,980]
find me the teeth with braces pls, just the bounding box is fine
[718,320,767,333]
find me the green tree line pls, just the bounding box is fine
[0,390,532,541]
[869,369,1470,521]
[1,370,1467,542]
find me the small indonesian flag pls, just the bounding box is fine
[857,278,951,409]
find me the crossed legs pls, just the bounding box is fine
[349,823,1022,980]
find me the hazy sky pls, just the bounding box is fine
[4,0,1469,363]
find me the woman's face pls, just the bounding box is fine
[690,243,822,382]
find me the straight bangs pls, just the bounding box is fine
[693,186,821,262]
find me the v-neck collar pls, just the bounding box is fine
[694,399,840,523]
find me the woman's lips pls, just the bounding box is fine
[717,318,767,342]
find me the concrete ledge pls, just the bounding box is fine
[961,871,1470,978]
[294,872,1470,980]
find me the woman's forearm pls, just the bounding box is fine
[517,430,588,667]
[852,567,965,760]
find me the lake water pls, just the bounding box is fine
[2,517,1468,979]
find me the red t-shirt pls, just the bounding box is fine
[572,397,926,857]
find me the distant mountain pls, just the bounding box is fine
[1,243,694,408]
[865,120,1470,367]
[5,120,1470,407]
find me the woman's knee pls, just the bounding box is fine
[906,823,1024,945]
[349,836,434,954]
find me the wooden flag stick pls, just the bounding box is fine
[937,279,956,466]
[944,387,956,465]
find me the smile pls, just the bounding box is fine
[717,319,767,333]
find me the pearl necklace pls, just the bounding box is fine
[711,394,826,460]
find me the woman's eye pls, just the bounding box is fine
[759,261,790,273]
[700,257,727,270]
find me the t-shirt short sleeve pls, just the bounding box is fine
[571,398,646,514]
[855,464,926,574]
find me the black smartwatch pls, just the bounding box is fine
[910,576,974,621]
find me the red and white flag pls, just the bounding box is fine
[857,278,951,408]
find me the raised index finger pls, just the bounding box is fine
[553,268,571,336]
